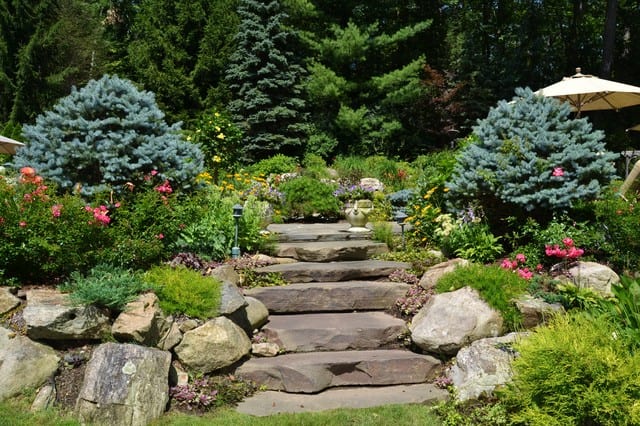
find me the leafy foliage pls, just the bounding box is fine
[190,108,243,173]
[446,88,617,226]
[501,313,640,425]
[169,374,258,413]
[143,265,221,319]
[436,264,527,330]
[277,175,341,220]
[60,264,148,312]
[12,74,204,198]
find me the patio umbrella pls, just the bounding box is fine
[534,68,640,115]
[0,134,24,155]
[628,124,640,132]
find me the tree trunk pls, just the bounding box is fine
[601,0,617,78]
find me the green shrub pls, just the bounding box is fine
[190,108,243,173]
[278,176,341,221]
[143,265,222,319]
[501,313,640,425]
[332,155,368,184]
[590,185,640,272]
[247,154,298,177]
[300,153,331,180]
[60,264,147,311]
[436,264,527,330]
[440,219,503,263]
[599,275,640,349]
[446,88,617,226]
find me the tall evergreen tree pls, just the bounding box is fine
[225,0,308,163]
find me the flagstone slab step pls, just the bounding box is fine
[273,240,389,262]
[244,281,409,313]
[253,260,411,283]
[236,349,442,393]
[267,222,375,243]
[262,312,408,353]
[235,383,449,416]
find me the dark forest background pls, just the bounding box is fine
[2,0,639,160]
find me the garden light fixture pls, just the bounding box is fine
[394,210,408,250]
[232,204,243,259]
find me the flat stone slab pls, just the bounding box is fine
[253,260,411,283]
[236,349,442,393]
[274,240,389,262]
[267,222,374,243]
[245,281,410,313]
[262,312,407,352]
[235,383,449,416]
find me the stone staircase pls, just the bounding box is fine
[235,222,448,416]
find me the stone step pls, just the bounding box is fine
[261,312,408,353]
[267,222,374,243]
[253,260,411,283]
[273,240,389,262]
[236,349,442,393]
[244,281,409,313]
[235,383,449,416]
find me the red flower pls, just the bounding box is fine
[552,167,564,177]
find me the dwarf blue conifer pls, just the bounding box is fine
[446,87,617,222]
[12,74,204,197]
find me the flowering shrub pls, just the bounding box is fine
[406,186,447,247]
[501,253,537,280]
[189,109,243,174]
[0,168,109,282]
[394,284,433,319]
[170,377,219,411]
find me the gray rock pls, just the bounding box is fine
[237,349,442,393]
[157,319,182,351]
[174,316,251,373]
[244,296,269,329]
[0,287,20,315]
[112,293,170,346]
[274,240,388,262]
[23,289,111,340]
[449,333,526,401]
[30,381,56,412]
[419,258,470,290]
[567,261,618,297]
[207,264,241,286]
[0,326,60,401]
[251,342,280,357]
[75,342,171,426]
[219,280,248,315]
[515,295,564,328]
[410,287,503,355]
[178,319,199,333]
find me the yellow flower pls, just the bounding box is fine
[444,187,450,192]
[213,155,222,163]
[214,112,220,117]
[186,136,192,141]
[215,126,221,132]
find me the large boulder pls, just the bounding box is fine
[111,293,171,346]
[0,326,60,401]
[448,332,526,401]
[567,261,618,297]
[419,259,470,290]
[174,316,251,373]
[23,289,111,340]
[410,287,503,355]
[0,287,20,315]
[75,342,171,426]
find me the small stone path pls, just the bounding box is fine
[236,221,448,416]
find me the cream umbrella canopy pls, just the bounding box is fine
[534,68,640,115]
[0,135,25,155]
[628,124,640,132]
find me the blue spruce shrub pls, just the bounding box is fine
[446,87,617,223]
[12,74,204,197]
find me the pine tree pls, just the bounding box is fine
[12,74,204,197]
[225,0,307,163]
[446,87,618,224]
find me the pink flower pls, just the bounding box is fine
[151,170,158,176]
[19,221,26,228]
[515,253,526,263]
[536,264,543,272]
[562,237,574,247]
[51,204,62,218]
[517,268,533,280]
[501,258,514,270]
[156,233,164,239]
[552,167,564,177]
[114,202,121,208]
[567,246,584,259]
[154,180,173,194]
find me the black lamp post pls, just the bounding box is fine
[394,210,408,250]
[232,204,243,259]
